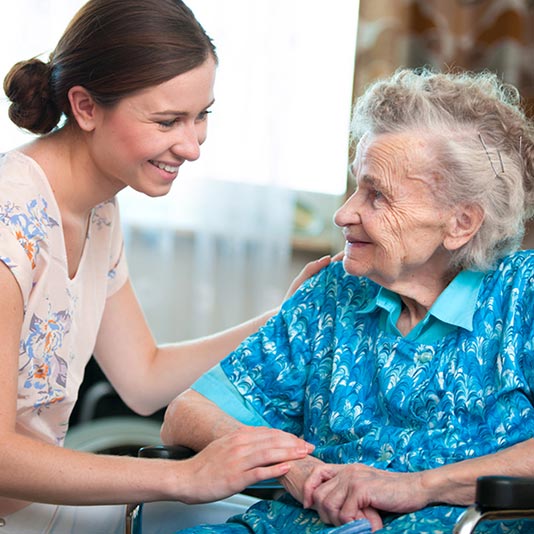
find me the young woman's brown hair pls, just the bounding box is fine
[4,0,217,134]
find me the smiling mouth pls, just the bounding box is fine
[346,238,372,248]
[149,160,181,173]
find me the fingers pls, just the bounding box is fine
[294,256,331,285]
[360,507,383,532]
[224,428,313,489]
[283,255,332,300]
[325,507,382,532]
[231,426,314,456]
[302,465,335,508]
[215,427,314,473]
[240,441,311,467]
[315,489,346,526]
[308,474,348,525]
[240,462,293,487]
[308,465,384,530]
[309,254,333,269]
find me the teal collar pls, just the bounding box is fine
[357,270,485,341]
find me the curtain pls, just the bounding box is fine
[353,0,533,111]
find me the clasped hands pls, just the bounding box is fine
[279,454,428,532]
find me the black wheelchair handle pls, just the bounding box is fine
[138,444,195,460]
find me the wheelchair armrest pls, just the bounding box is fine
[126,445,199,534]
[138,444,195,460]
[476,476,534,511]
[453,476,534,534]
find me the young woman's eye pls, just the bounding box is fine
[157,119,178,128]
[196,110,212,122]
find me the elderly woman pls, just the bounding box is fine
[161,68,534,534]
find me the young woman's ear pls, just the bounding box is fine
[443,203,484,251]
[67,86,98,132]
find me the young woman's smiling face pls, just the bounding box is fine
[334,132,455,290]
[86,56,216,197]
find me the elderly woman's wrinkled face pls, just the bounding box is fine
[334,132,454,290]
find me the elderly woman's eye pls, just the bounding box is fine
[371,189,384,202]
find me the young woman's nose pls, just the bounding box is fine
[172,122,203,162]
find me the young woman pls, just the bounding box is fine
[0,0,324,531]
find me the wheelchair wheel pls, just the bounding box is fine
[64,416,162,456]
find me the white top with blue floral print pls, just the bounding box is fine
[0,151,128,446]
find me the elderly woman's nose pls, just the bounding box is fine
[334,196,360,227]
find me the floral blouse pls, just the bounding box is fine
[0,151,128,446]
[188,251,534,534]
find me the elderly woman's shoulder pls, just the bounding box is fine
[488,250,534,284]
[321,260,363,282]
[496,249,534,268]
[300,259,373,290]
[311,260,380,297]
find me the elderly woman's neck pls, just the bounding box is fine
[396,297,432,336]
[392,270,459,336]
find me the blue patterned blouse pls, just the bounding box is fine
[188,251,534,534]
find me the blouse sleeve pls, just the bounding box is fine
[192,364,271,427]
[0,221,34,307]
[218,265,335,437]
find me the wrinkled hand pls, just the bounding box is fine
[178,426,314,504]
[302,463,427,531]
[278,455,326,503]
[283,252,343,302]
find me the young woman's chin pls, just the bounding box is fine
[142,185,174,198]
[128,179,174,198]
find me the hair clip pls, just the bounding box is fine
[478,133,504,178]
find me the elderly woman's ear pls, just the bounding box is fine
[443,203,484,252]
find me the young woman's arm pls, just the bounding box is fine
[0,260,312,508]
[94,255,333,415]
